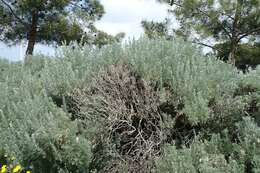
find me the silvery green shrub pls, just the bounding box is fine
[0,37,259,172]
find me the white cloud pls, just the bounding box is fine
[0,42,55,61]
[96,21,143,38]
[95,0,169,38]
[0,42,25,61]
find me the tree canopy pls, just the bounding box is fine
[0,0,123,56]
[156,0,260,65]
[141,19,171,39]
[215,42,260,71]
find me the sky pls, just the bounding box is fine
[0,0,169,61]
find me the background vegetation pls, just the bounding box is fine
[0,0,124,57]
[144,0,260,70]
[0,0,260,172]
[0,38,259,172]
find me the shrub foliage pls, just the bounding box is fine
[0,38,259,172]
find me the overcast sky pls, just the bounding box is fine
[0,0,169,61]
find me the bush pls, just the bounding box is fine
[0,37,259,172]
[70,63,162,172]
[156,117,260,173]
[0,59,92,173]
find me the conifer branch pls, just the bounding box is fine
[0,0,29,28]
[238,26,260,41]
[169,0,232,40]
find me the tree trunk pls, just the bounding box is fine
[25,9,38,56]
[228,39,238,65]
[228,0,242,65]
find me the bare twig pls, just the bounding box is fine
[0,0,29,28]
[238,26,260,41]
[192,40,225,54]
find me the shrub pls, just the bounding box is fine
[70,63,162,172]
[156,117,260,173]
[0,60,92,173]
[0,37,259,172]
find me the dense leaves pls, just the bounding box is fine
[141,19,172,39]
[0,0,124,55]
[0,38,259,172]
[155,0,260,65]
[215,42,260,70]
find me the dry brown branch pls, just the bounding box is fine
[71,63,162,172]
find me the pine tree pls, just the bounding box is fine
[157,0,260,65]
[0,0,104,56]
